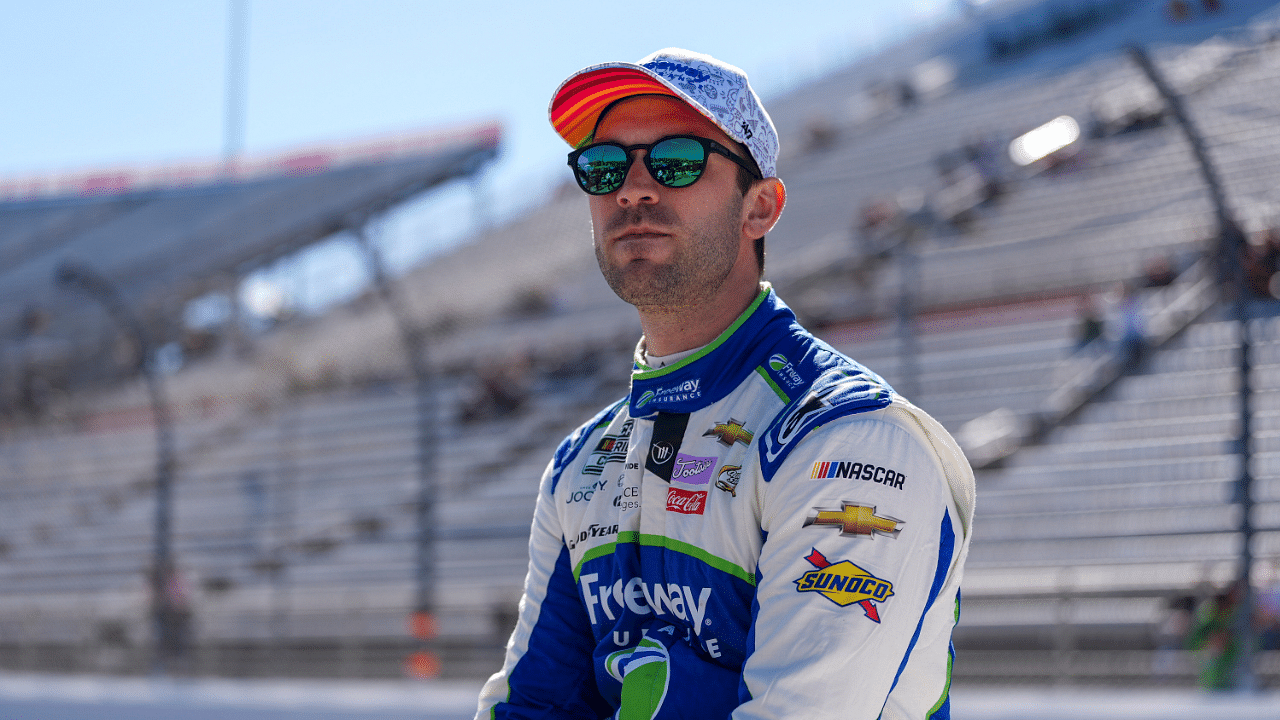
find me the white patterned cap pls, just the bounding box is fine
[549,47,779,179]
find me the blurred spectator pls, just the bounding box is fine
[1244,227,1280,298]
[966,136,1007,204]
[1186,581,1244,690]
[854,198,902,264]
[1072,294,1105,353]
[859,198,899,232]
[1114,281,1146,367]
[1154,595,1197,683]
[897,80,917,108]
[19,305,50,336]
[459,358,530,423]
[804,116,838,152]
[1259,562,1280,651]
[152,561,194,674]
[1143,253,1178,288]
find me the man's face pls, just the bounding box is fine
[588,95,750,310]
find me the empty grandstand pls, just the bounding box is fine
[3,0,1280,692]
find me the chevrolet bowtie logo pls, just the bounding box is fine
[803,502,903,539]
[704,418,753,447]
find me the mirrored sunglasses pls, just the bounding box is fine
[567,135,761,196]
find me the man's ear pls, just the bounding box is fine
[743,178,786,239]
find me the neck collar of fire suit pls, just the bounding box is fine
[628,284,795,418]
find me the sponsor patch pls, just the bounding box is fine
[767,385,838,463]
[761,370,891,472]
[767,353,804,389]
[579,574,715,636]
[637,379,702,410]
[809,461,905,490]
[567,523,619,551]
[714,465,742,497]
[666,487,707,515]
[795,547,894,622]
[582,420,634,476]
[703,418,753,447]
[613,484,640,511]
[803,502,903,539]
[565,476,608,504]
[646,412,690,481]
[670,453,716,486]
[651,442,675,466]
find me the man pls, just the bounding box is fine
[476,48,974,719]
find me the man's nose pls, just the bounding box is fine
[615,152,660,206]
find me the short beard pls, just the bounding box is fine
[594,195,743,310]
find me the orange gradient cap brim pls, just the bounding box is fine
[549,66,682,149]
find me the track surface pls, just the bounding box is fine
[0,675,1278,720]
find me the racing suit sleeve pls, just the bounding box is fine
[736,405,971,720]
[475,458,611,720]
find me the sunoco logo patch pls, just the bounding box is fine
[794,547,894,622]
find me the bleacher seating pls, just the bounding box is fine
[6,0,1280,684]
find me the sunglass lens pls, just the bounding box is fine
[575,144,628,194]
[649,137,706,188]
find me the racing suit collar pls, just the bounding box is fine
[628,284,794,418]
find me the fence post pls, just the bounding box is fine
[1127,44,1255,691]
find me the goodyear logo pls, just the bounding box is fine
[794,548,894,622]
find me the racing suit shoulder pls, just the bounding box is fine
[738,400,974,719]
[475,400,625,720]
[756,347,895,484]
[548,396,628,495]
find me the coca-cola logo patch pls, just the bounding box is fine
[667,487,707,515]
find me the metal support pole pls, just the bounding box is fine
[223,0,250,175]
[55,262,178,675]
[1128,44,1255,690]
[352,224,439,664]
[894,225,921,401]
[1232,243,1257,692]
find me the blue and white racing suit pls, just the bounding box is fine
[477,286,975,720]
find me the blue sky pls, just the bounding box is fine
[1,0,955,313]
[1,1,953,180]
